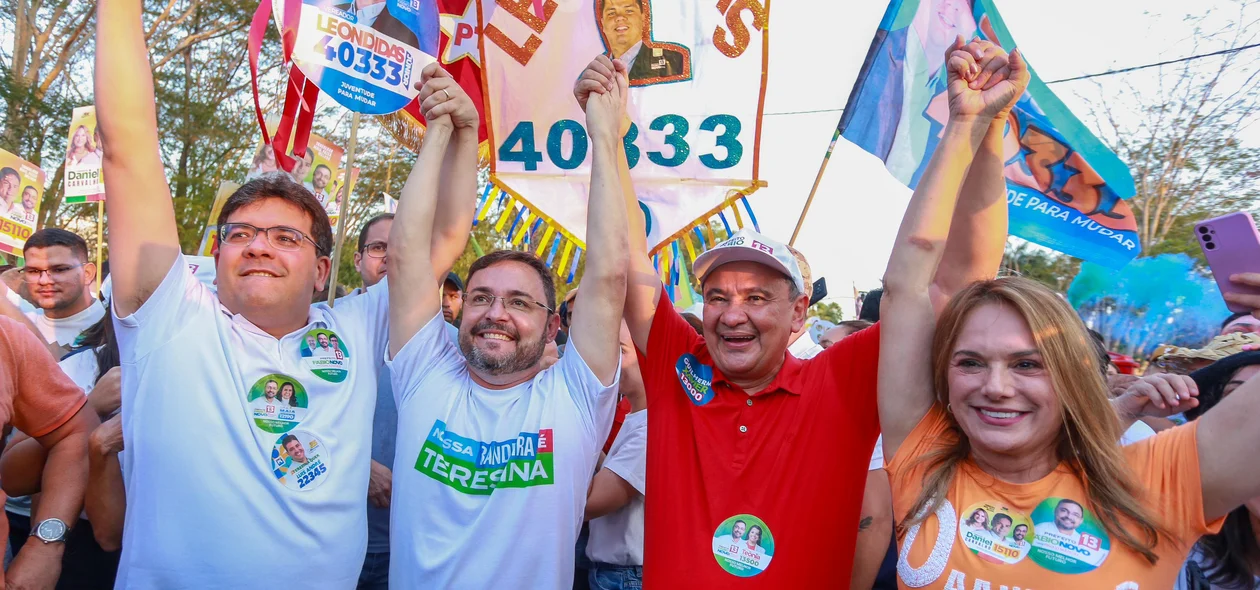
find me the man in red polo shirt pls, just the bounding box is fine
[574,37,1017,585]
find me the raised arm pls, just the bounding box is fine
[96,0,182,317]
[1200,278,1260,520]
[389,67,457,357]
[567,57,631,385]
[423,67,480,279]
[575,57,658,355]
[880,38,1028,458]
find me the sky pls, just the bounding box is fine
[751,0,1259,313]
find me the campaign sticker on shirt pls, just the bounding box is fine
[957,501,1034,565]
[271,430,331,492]
[1028,497,1111,574]
[300,328,350,382]
[247,374,309,433]
[711,514,774,577]
[676,353,715,406]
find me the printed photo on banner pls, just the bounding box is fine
[325,166,359,225]
[481,0,767,250]
[278,0,439,115]
[245,119,345,209]
[63,105,105,203]
[594,0,691,86]
[300,328,350,382]
[711,514,774,577]
[957,501,1034,565]
[247,374,310,433]
[197,181,242,256]
[271,430,331,491]
[839,0,1141,268]
[1028,496,1111,574]
[0,148,45,256]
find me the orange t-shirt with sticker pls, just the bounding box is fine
[888,405,1223,590]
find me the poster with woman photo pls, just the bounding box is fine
[64,105,105,203]
[324,166,359,226]
[0,149,45,256]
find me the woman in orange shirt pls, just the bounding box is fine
[875,35,1260,590]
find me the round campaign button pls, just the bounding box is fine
[711,514,775,577]
[271,430,332,492]
[1028,497,1111,574]
[676,353,715,406]
[301,328,350,383]
[247,374,309,433]
[957,501,1034,565]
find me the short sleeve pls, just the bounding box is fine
[639,290,704,403]
[0,318,88,438]
[113,253,216,362]
[387,312,465,408]
[869,434,885,470]
[1123,421,1224,539]
[886,404,953,518]
[812,322,881,442]
[553,332,621,441]
[326,277,390,366]
[602,409,646,495]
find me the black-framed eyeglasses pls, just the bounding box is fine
[462,292,554,315]
[19,263,85,284]
[361,241,387,259]
[219,223,325,255]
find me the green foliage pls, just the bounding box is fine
[1001,239,1081,293]
[810,301,845,323]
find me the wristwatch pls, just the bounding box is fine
[30,518,69,543]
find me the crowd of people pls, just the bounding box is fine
[0,3,1256,589]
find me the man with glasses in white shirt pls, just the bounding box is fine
[0,229,105,355]
[94,0,477,585]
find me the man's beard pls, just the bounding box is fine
[460,319,547,375]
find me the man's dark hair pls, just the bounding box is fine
[357,213,394,252]
[991,513,1013,527]
[858,288,883,322]
[24,228,89,262]
[1057,499,1083,512]
[217,174,333,255]
[466,250,557,310]
[0,167,17,181]
[597,0,643,13]
[314,164,331,175]
[838,319,873,333]
[1221,311,1250,332]
[282,434,299,447]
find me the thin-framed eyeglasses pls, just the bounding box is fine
[219,223,325,255]
[361,241,387,259]
[19,263,85,284]
[462,291,554,315]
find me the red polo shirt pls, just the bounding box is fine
[639,294,880,587]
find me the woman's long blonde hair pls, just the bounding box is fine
[900,277,1174,564]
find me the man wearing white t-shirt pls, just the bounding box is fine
[2,229,105,354]
[94,4,476,585]
[584,325,647,590]
[385,62,628,588]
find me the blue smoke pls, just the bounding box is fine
[1067,254,1230,357]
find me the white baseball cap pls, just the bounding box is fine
[692,229,806,295]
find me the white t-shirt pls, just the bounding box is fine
[586,409,646,567]
[112,254,389,589]
[1120,420,1157,446]
[25,299,105,348]
[387,313,619,588]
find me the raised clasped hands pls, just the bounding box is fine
[415,63,477,132]
[944,35,1030,124]
[574,55,631,141]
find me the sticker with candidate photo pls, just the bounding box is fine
[711,514,774,577]
[271,430,331,492]
[957,501,1033,565]
[247,374,309,434]
[1028,497,1111,574]
[300,328,350,383]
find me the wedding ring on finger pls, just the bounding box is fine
[441,88,452,101]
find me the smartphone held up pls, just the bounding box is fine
[1197,212,1260,314]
